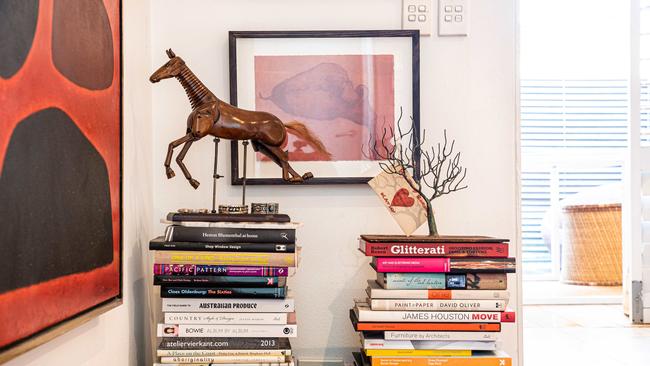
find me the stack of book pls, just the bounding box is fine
[351,235,516,366]
[151,212,300,366]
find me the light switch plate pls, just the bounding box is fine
[438,0,469,36]
[402,0,433,37]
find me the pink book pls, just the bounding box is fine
[372,257,451,273]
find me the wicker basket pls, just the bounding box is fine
[560,203,622,286]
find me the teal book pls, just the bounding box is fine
[377,273,446,289]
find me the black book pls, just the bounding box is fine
[150,236,295,253]
[167,212,291,223]
[165,225,296,244]
[154,275,286,287]
[352,352,368,366]
[158,337,291,351]
[160,286,287,299]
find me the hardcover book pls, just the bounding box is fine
[160,286,287,299]
[163,312,296,325]
[376,273,507,290]
[363,351,512,366]
[371,258,516,273]
[154,264,290,277]
[350,310,501,332]
[157,324,298,338]
[378,331,499,341]
[360,235,508,244]
[158,337,292,351]
[162,298,295,313]
[166,212,291,223]
[150,236,295,253]
[154,275,286,287]
[359,240,508,258]
[369,299,508,312]
[157,349,292,357]
[367,281,510,300]
[361,337,497,351]
[154,251,297,267]
[159,355,290,363]
[354,303,515,323]
[165,225,296,244]
[364,350,471,357]
[153,362,294,366]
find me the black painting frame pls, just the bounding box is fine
[229,30,421,185]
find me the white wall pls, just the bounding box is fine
[151,0,520,364]
[5,0,155,365]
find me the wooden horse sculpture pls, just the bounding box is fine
[149,49,326,188]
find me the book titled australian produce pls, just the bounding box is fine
[354,304,515,323]
[377,273,507,290]
[359,240,508,258]
[154,275,286,287]
[162,298,295,313]
[154,264,289,277]
[165,225,296,244]
[371,257,516,273]
[151,236,295,253]
[154,251,296,267]
[160,286,287,299]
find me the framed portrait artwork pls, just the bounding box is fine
[229,30,420,185]
[0,0,122,361]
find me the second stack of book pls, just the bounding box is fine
[151,213,300,366]
[351,235,516,366]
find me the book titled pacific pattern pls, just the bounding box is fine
[150,215,301,366]
[351,234,515,366]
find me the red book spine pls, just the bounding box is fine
[360,241,509,257]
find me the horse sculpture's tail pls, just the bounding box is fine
[284,121,332,160]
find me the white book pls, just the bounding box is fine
[354,303,510,323]
[383,331,498,341]
[162,297,295,313]
[370,299,508,311]
[367,281,510,300]
[159,355,288,364]
[157,324,297,338]
[361,337,497,351]
[157,350,292,357]
[163,312,295,325]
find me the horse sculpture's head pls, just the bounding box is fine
[149,49,185,83]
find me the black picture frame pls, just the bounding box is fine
[229,30,420,185]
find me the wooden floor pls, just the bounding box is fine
[524,304,650,366]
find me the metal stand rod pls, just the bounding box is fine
[242,140,249,206]
[211,137,221,213]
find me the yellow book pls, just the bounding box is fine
[365,350,471,357]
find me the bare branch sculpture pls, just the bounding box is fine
[365,108,468,236]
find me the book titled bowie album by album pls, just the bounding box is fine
[0,0,122,358]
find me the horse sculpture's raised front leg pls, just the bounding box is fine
[176,139,200,189]
[165,133,192,179]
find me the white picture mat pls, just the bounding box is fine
[234,36,414,179]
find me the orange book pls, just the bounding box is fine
[370,352,512,366]
[355,322,501,332]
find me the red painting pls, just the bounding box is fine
[255,55,395,161]
[0,0,121,350]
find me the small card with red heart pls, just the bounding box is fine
[368,170,428,235]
